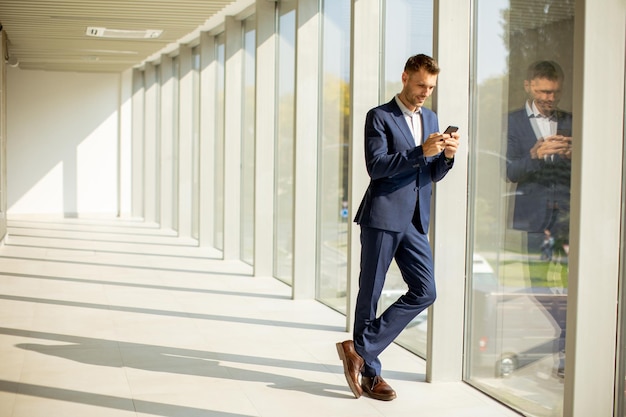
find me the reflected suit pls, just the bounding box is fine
[506,107,573,244]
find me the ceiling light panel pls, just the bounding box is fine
[86,27,163,39]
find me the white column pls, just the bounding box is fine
[292,0,320,299]
[118,69,133,218]
[143,63,158,224]
[177,46,194,239]
[131,69,145,219]
[427,0,471,382]
[159,55,175,231]
[199,32,217,248]
[346,0,382,330]
[253,0,277,277]
[223,16,243,259]
[564,0,625,415]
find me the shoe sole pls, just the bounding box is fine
[362,388,397,401]
[335,342,362,399]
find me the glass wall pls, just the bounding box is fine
[466,1,575,415]
[214,33,226,251]
[241,16,256,265]
[316,0,351,313]
[378,0,433,358]
[382,0,433,100]
[274,0,296,284]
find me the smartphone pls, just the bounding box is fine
[441,125,458,141]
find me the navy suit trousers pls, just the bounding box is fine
[353,223,436,376]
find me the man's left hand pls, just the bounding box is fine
[442,131,460,159]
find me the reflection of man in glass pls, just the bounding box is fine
[507,60,572,277]
[506,60,572,376]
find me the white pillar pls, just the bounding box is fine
[159,55,175,231]
[223,16,243,259]
[131,68,145,219]
[199,32,217,248]
[118,69,133,218]
[346,0,382,330]
[143,63,158,224]
[253,0,277,277]
[178,46,194,239]
[426,0,472,382]
[564,0,625,415]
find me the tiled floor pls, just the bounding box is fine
[0,216,520,417]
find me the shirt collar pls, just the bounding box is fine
[526,100,556,120]
[395,94,421,116]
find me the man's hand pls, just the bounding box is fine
[443,131,460,159]
[422,131,459,158]
[530,135,572,159]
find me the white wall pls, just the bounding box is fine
[7,68,121,216]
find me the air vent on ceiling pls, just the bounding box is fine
[86,27,163,39]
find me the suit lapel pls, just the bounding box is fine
[389,99,417,149]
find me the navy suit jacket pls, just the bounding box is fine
[354,98,453,234]
[506,108,573,233]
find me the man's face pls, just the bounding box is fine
[524,77,562,116]
[400,68,437,110]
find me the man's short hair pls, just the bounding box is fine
[404,54,440,75]
[526,60,564,82]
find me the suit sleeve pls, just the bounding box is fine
[429,154,453,183]
[506,112,543,183]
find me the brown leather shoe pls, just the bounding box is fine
[361,375,397,401]
[336,340,364,398]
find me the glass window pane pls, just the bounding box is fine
[466,1,575,414]
[379,0,433,359]
[274,0,296,284]
[383,0,433,100]
[241,17,256,265]
[316,0,351,314]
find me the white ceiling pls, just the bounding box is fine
[1,0,575,74]
[0,0,238,73]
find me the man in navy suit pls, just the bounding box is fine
[506,60,572,377]
[337,54,459,401]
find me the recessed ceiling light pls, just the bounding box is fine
[86,27,163,39]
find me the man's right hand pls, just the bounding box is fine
[422,132,449,157]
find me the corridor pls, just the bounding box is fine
[0,216,517,417]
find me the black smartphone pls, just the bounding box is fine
[441,125,458,141]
